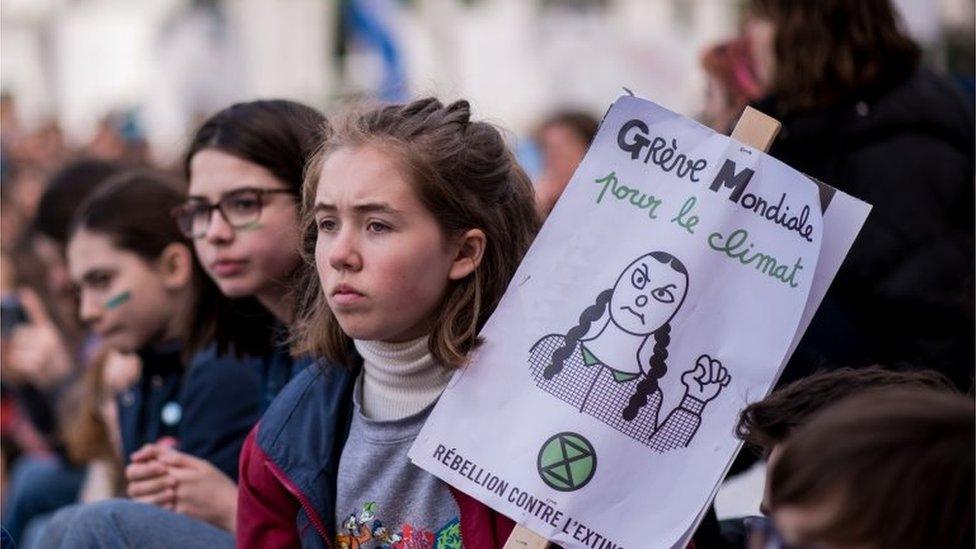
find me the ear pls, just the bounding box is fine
[156,243,194,290]
[448,229,486,281]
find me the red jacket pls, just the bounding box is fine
[236,363,515,548]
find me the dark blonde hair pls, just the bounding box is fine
[293,97,540,368]
[736,366,955,457]
[769,388,973,548]
[61,347,122,467]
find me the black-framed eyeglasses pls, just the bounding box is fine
[171,187,295,239]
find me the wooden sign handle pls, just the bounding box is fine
[503,525,551,549]
[499,105,782,549]
[730,106,782,153]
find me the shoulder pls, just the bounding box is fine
[256,360,358,456]
[861,69,974,153]
[181,345,262,402]
[186,345,262,382]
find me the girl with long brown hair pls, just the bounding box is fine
[237,97,541,548]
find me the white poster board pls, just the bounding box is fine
[410,95,871,548]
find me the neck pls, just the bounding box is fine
[255,284,293,324]
[164,286,195,342]
[354,335,453,421]
[581,319,649,374]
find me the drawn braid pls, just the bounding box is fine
[621,323,671,421]
[543,289,613,380]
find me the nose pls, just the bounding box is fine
[327,228,362,272]
[635,294,648,307]
[203,209,234,244]
[78,291,102,326]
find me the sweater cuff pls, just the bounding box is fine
[679,395,706,415]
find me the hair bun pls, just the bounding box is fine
[444,100,472,125]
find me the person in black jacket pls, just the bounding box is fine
[746,0,975,389]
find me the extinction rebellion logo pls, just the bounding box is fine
[537,432,597,491]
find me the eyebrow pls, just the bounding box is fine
[312,202,402,215]
[658,283,677,290]
[80,268,115,284]
[186,186,281,201]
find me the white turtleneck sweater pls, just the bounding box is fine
[353,336,455,421]
[336,337,461,541]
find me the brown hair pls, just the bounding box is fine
[736,366,955,456]
[768,388,974,548]
[182,100,328,358]
[749,0,920,112]
[293,97,541,368]
[71,171,189,264]
[35,158,124,245]
[69,171,204,356]
[61,347,123,468]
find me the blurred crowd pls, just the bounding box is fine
[0,1,973,548]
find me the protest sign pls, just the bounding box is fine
[409,95,871,548]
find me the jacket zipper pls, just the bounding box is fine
[266,458,334,549]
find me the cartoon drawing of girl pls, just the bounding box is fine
[529,251,731,452]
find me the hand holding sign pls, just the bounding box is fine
[681,354,730,403]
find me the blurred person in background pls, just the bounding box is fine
[731,366,957,547]
[29,159,124,334]
[745,0,975,390]
[533,110,599,217]
[2,118,69,173]
[5,170,264,546]
[4,348,138,547]
[0,162,47,253]
[699,37,766,134]
[767,388,974,548]
[86,111,151,167]
[0,159,123,543]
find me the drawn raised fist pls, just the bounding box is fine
[680,354,730,403]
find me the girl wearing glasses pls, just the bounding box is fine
[176,100,327,410]
[40,101,327,548]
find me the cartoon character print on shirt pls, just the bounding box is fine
[529,251,731,452]
[336,502,461,549]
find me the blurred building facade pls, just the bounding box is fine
[2,0,973,164]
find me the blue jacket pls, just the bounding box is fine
[117,343,184,463]
[117,343,266,481]
[177,345,263,480]
[237,362,516,548]
[255,340,314,413]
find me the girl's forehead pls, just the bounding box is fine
[67,231,135,276]
[316,146,419,206]
[189,149,284,198]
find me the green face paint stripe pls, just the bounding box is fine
[238,221,264,231]
[104,291,132,310]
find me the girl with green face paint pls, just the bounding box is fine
[61,171,266,536]
[68,174,199,355]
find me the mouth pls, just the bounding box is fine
[95,325,125,339]
[621,306,645,324]
[210,258,248,277]
[330,284,366,306]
